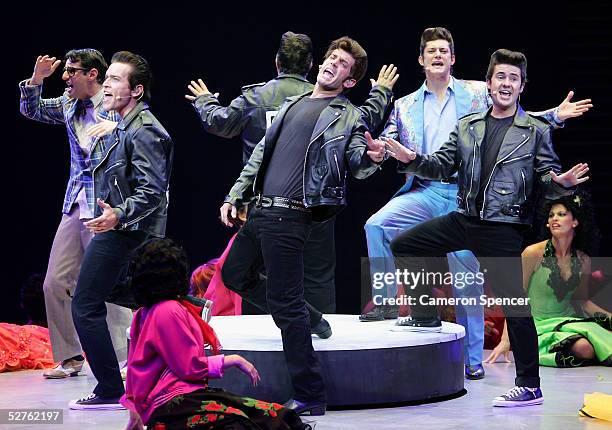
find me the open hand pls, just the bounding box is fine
[550,163,589,188]
[383,137,416,164]
[84,199,119,233]
[31,55,62,85]
[556,91,593,121]
[185,78,218,101]
[484,339,512,364]
[370,64,399,90]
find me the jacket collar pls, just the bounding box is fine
[276,73,310,83]
[467,104,530,128]
[117,102,149,131]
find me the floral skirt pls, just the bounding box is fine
[147,388,310,430]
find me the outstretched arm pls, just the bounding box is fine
[19,55,66,125]
[187,78,248,138]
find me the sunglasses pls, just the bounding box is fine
[63,66,90,77]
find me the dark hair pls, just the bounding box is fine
[419,27,455,55]
[277,31,313,76]
[65,48,108,84]
[323,36,368,84]
[128,238,190,308]
[110,51,153,103]
[486,49,527,84]
[541,191,600,256]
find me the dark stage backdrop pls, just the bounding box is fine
[4,3,611,322]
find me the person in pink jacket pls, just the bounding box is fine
[122,238,309,430]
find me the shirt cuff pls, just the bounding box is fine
[207,354,225,379]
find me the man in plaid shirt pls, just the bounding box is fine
[19,48,132,379]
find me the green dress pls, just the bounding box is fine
[527,242,611,367]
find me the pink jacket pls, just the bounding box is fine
[120,300,225,424]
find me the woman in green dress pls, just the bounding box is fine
[485,195,611,367]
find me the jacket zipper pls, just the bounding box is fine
[333,150,342,182]
[320,135,345,149]
[480,134,530,219]
[501,152,532,164]
[92,138,120,214]
[520,169,527,201]
[302,114,341,206]
[104,160,125,173]
[114,177,125,203]
[466,136,478,214]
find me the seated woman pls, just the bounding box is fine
[122,238,309,430]
[486,194,611,367]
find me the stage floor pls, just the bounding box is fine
[0,338,610,429]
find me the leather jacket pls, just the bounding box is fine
[193,74,314,163]
[224,86,393,218]
[226,91,385,221]
[93,102,173,236]
[193,73,391,165]
[400,106,574,225]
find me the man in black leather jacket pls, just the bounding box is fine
[69,51,173,410]
[382,49,589,408]
[186,33,395,326]
[217,36,386,416]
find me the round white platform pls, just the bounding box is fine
[208,314,466,407]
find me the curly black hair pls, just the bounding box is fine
[540,190,601,256]
[128,237,190,308]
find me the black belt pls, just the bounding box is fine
[256,195,311,213]
[419,177,458,185]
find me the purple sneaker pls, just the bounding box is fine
[493,386,543,407]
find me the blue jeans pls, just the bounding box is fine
[364,180,484,365]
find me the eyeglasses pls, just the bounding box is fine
[63,66,89,77]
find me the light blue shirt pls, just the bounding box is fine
[422,77,457,156]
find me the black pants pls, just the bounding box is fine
[72,229,148,398]
[222,206,326,402]
[391,211,540,388]
[223,217,336,324]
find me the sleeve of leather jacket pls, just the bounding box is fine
[346,118,380,179]
[223,139,264,207]
[113,126,171,226]
[192,93,249,138]
[358,86,393,131]
[397,124,459,179]
[533,126,575,199]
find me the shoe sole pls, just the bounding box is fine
[69,403,125,410]
[44,371,81,379]
[492,398,544,407]
[296,405,326,416]
[465,373,485,380]
[390,326,442,333]
[359,317,385,322]
[312,327,332,339]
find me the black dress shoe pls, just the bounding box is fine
[465,364,485,380]
[311,317,332,339]
[359,305,399,322]
[283,398,326,416]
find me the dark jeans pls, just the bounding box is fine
[72,229,149,398]
[223,206,326,402]
[391,211,540,388]
[223,218,336,324]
